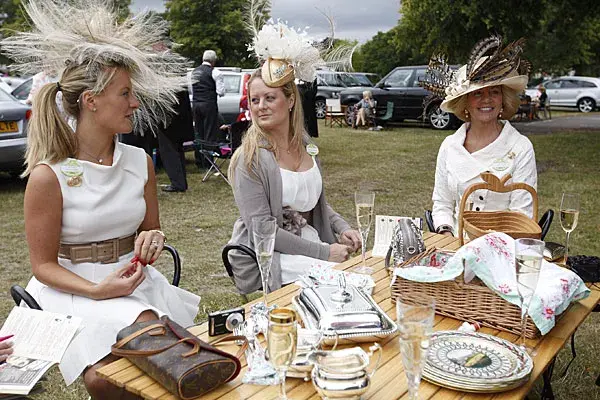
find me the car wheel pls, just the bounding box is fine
[577,97,595,113]
[315,99,326,119]
[345,103,356,126]
[428,105,452,130]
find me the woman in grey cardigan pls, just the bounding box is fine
[227,68,361,295]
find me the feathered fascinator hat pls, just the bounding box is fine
[246,0,355,87]
[420,36,530,120]
[0,0,190,134]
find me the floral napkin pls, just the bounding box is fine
[444,233,590,335]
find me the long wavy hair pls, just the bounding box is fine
[22,63,130,176]
[229,69,306,178]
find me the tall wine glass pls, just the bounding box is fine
[515,238,544,353]
[268,308,298,400]
[253,215,277,307]
[355,190,375,274]
[559,193,580,264]
[396,295,436,400]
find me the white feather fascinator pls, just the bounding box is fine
[0,0,190,134]
[246,0,355,87]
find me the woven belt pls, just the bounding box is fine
[58,234,136,264]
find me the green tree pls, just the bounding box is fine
[165,0,270,68]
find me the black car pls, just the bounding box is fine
[314,71,369,119]
[339,66,459,130]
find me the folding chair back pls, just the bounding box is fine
[325,98,346,127]
[199,120,249,184]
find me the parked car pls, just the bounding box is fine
[314,71,365,119]
[349,72,380,87]
[525,76,600,112]
[187,67,253,124]
[10,77,32,104]
[0,87,32,174]
[339,65,460,129]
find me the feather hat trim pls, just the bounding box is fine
[420,36,529,116]
[0,0,190,135]
[246,0,355,87]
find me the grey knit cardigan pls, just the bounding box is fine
[228,145,351,295]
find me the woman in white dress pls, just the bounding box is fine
[227,22,362,295]
[422,36,538,236]
[2,2,200,398]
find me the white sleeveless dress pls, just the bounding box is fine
[24,141,200,385]
[279,157,336,284]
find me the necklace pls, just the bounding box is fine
[79,147,109,164]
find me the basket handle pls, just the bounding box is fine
[458,173,538,245]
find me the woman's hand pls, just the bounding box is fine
[0,340,13,363]
[135,230,165,265]
[339,229,362,253]
[90,262,146,300]
[328,243,351,263]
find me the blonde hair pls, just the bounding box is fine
[229,69,305,178]
[452,85,520,122]
[362,90,372,99]
[22,62,132,176]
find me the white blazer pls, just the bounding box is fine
[432,121,537,235]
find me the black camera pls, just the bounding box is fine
[208,307,245,336]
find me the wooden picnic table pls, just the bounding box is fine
[97,232,600,400]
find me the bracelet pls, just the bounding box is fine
[435,224,454,235]
[149,229,167,243]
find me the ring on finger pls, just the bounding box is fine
[151,240,159,246]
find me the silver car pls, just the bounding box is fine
[0,88,31,174]
[526,76,600,112]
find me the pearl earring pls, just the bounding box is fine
[498,107,503,119]
[464,109,470,119]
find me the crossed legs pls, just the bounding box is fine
[83,310,158,400]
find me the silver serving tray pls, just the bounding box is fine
[292,285,397,344]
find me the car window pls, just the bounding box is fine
[413,69,427,87]
[351,74,373,86]
[338,73,362,87]
[384,69,413,88]
[11,79,32,100]
[545,80,561,89]
[223,75,241,94]
[579,80,597,88]
[561,80,579,88]
[317,73,345,87]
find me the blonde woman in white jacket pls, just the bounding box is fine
[425,37,537,236]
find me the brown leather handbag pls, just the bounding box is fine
[111,316,245,399]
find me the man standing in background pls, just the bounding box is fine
[191,50,225,168]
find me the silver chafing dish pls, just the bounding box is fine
[292,275,397,345]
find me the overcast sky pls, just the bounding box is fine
[130,0,400,43]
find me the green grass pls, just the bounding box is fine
[1,121,599,399]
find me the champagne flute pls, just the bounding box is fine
[355,190,375,274]
[515,238,544,353]
[396,295,436,400]
[559,193,580,264]
[268,308,297,400]
[253,215,277,308]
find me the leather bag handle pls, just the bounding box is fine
[458,172,538,245]
[212,335,249,360]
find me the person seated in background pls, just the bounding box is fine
[227,21,362,296]
[2,2,200,398]
[420,36,537,236]
[353,90,376,128]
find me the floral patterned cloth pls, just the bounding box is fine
[444,233,590,335]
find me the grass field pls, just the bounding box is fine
[0,119,598,399]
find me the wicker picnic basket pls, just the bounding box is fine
[390,247,541,339]
[458,173,541,245]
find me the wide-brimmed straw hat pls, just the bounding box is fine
[420,36,530,121]
[440,56,528,116]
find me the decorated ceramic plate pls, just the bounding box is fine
[393,250,462,283]
[422,331,532,392]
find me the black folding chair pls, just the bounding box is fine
[221,243,257,303]
[10,244,183,309]
[199,120,249,185]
